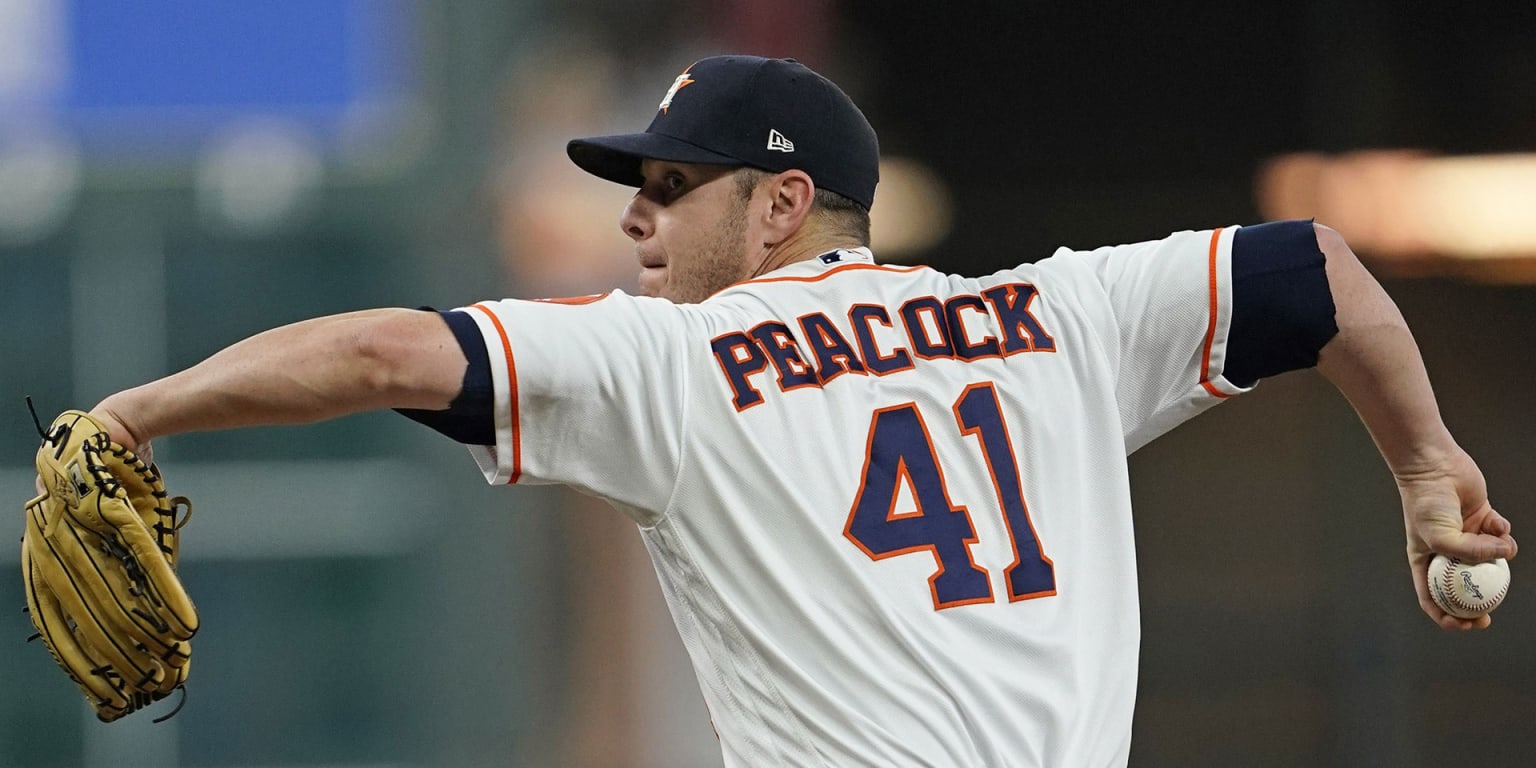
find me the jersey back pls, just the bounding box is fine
[464,229,1247,767]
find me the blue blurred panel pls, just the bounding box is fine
[57,0,414,153]
[67,0,357,109]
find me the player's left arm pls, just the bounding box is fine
[1309,223,1517,630]
[89,308,467,451]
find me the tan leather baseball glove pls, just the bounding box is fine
[22,410,198,722]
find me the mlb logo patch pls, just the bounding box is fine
[819,252,843,264]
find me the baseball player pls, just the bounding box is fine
[71,56,1515,766]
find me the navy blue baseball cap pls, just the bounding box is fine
[567,56,880,210]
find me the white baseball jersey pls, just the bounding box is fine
[459,227,1251,767]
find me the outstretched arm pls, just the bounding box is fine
[1311,223,1517,630]
[89,308,467,450]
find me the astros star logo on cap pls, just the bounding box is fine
[658,65,696,113]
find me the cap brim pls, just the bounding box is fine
[566,133,743,187]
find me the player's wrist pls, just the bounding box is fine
[90,392,152,452]
[1381,430,1461,485]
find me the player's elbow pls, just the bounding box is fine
[1312,222,1356,265]
[348,309,465,410]
[1312,218,1408,357]
[1312,221,1380,307]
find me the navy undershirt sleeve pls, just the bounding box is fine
[393,308,495,446]
[1225,220,1340,387]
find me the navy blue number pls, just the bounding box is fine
[954,383,1057,601]
[844,404,993,608]
[845,383,1056,609]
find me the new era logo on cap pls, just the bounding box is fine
[767,129,794,153]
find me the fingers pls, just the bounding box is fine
[1432,609,1490,631]
[1463,498,1517,555]
[1423,529,1516,563]
[1478,510,1518,559]
[1483,512,1513,537]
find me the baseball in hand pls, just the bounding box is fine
[1427,554,1510,619]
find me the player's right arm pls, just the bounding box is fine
[1310,223,1517,630]
[90,308,466,451]
[1071,219,1515,630]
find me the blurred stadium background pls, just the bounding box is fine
[1,1,1532,766]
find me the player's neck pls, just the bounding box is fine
[749,230,863,278]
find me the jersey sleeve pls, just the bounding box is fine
[456,291,690,515]
[1070,227,1253,453]
[1224,220,1338,384]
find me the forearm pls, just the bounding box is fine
[94,308,466,445]
[1312,225,1455,476]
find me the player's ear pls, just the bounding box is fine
[761,169,815,240]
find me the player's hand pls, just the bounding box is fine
[29,405,145,500]
[88,399,154,466]
[1395,446,1517,630]
[32,401,153,505]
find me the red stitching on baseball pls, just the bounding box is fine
[1435,557,1506,616]
[1438,558,1462,612]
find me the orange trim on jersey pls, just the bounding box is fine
[739,262,927,288]
[534,292,611,305]
[1198,228,1231,399]
[469,303,522,483]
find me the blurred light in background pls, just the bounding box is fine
[195,120,324,234]
[1258,151,1536,281]
[870,156,953,262]
[337,98,437,182]
[0,132,81,244]
[0,0,67,108]
[0,0,74,244]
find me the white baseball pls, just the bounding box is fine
[1427,555,1510,619]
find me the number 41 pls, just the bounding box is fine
[844,382,1057,610]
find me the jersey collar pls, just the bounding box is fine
[731,246,878,290]
[814,247,875,266]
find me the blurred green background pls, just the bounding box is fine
[1,1,1532,766]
